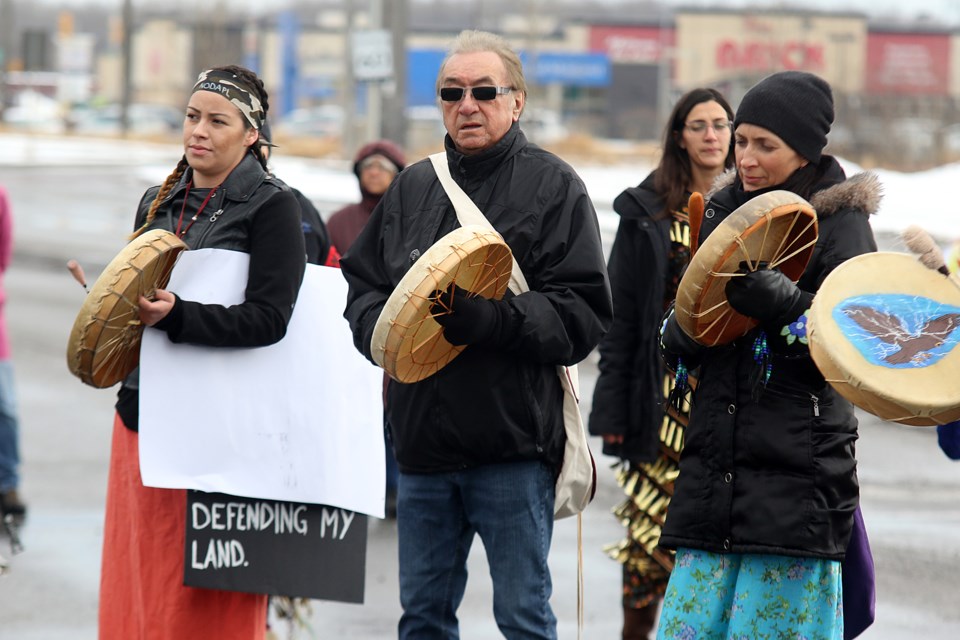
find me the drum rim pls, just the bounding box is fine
[66,229,187,388]
[371,225,513,383]
[676,190,818,346]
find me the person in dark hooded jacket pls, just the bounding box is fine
[327,138,406,515]
[326,139,406,256]
[341,29,611,639]
[588,87,734,640]
[658,71,881,640]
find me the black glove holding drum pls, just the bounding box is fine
[725,262,810,327]
[430,282,517,347]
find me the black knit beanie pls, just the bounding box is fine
[734,71,834,163]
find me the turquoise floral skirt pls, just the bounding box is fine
[656,548,843,640]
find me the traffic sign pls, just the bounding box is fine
[351,29,393,81]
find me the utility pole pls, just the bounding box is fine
[366,0,383,143]
[343,0,357,157]
[0,0,13,120]
[120,0,133,136]
[380,0,408,147]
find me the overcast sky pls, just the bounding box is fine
[33,0,960,24]
[675,0,959,20]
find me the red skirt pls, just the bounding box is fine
[99,413,267,639]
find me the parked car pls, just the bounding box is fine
[69,103,183,136]
[274,105,345,139]
[521,108,569,144]
[2,90,66,134]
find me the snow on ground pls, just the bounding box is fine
[1,132,956,245]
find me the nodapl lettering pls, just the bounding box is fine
[197,81,230,96]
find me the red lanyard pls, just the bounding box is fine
[175,182,220,238]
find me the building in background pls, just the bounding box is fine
[2,1,960,169]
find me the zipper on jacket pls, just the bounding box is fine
[811,393,820,417]
[194,192,226,247]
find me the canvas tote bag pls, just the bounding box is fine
[429,152,597,519]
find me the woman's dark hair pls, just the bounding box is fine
[132,65,270,239]
[218,64,271,170]
[653,87,734,219]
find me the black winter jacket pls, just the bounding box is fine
[660,157,882,560]
[116,152,306,429]
[589,172,672,463]
[341,123,613,474]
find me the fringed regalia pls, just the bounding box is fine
[604,210,692,608]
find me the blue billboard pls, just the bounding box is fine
[523,52,610,86]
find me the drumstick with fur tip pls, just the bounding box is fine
[902,225,950,275]
[66,259,89,292]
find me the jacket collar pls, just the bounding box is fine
[169,152,268,204]
[444,121,524,185]
[708,156,882,219]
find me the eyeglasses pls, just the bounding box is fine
[439,86,513,102]
[359,155,397,174]
[684,119,732,134]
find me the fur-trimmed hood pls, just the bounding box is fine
[707,162,883,219]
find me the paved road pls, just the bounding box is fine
[0,157,958,638]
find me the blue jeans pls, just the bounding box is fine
[397,461,557,640]
[0,361,21,492]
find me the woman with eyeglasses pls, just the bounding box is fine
[657,71,881,640]
[589,87,734,640]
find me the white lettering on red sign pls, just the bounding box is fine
[715,41,825,71]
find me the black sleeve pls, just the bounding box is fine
[341,197,392,363]
[154,190,306,347]
[505,176,613,366]
[767,209,877,354]
[294,189,330,266]
[589,219,648,439]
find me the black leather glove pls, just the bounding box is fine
[430,283,516,347]
[660,307,703,363]
[725,266,802,324]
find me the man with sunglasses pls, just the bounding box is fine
[341,29,612,639]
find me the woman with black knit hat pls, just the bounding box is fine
[657,71,881,639]
[100,64,305,639]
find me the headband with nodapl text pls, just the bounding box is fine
[191,69,265,130]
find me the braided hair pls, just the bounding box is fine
[131,65,271,239]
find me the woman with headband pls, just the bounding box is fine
[99,65,305,639]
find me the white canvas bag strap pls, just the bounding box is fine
[429,152,529,295]
[430,152,587,635]
[429,151,578,388]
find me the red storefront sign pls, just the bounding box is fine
[866,32,949,95]
[715,40,825,72]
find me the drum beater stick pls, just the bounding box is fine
[902,225,950,275]
[66,259,88,293]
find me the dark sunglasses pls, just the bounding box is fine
[439,86,513,102]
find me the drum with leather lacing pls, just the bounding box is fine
[371,225,513,384]
[66,229,187,388]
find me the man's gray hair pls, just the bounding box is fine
[435,30,528,103]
